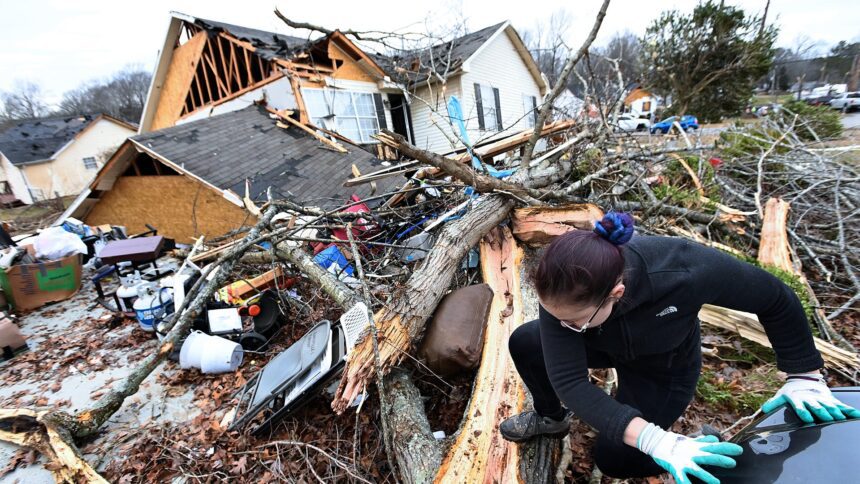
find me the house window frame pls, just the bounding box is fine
[302,88,381,144]
[83,156,98,170]
[480,84,499,132]
[523,94,538,128]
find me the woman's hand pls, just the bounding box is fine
[636,422,743,484]
[762,372,860,422]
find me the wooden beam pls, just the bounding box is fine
[192,63,206,106]
[131,157,141,177]
[199,46,215,103]
[243,45,254,87]
[434,225,525,482]
[177,71,286,122]
[216,36,232,88]
[274,114,348,153]
[201,41,230,97]
[287,73,310,124]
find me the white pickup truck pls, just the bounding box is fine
[830,92,860,112]
[613,114,651,132]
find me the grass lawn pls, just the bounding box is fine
[0,195,77,224]
[752,93,796,106]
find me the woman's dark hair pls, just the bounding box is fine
[533,212,634,306]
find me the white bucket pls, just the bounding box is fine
[179,331,208,369]
[200,336,243,374]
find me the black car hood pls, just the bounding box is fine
[711,387,860,483]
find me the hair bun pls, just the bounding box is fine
[593,211,635,245]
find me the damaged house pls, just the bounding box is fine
[64,13,552,242]
[380,21,549,154]
[0,114,136,205]
[60,105,395,242]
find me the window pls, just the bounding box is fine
[83,157,97,170]
[302,88,382,143]
[523,94,537,128]
[474,83,502,132]
[641,101,652,113]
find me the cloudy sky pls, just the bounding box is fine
[1,0,858,104]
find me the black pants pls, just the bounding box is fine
[508,319,702,478]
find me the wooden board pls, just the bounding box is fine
[511,203,604,246]
[84,175,252,243]
[434,225,525,483]
[152,32,208,130]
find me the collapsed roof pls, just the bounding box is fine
[192,17,316,62]
[130,105,396,204]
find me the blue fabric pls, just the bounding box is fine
[446,96,516,179]
[313,245,354,276]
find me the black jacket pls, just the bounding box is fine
[538,235,824,446]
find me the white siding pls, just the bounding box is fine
[409,77,464,153]
[459,29,543,147]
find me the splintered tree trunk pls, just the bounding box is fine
[757,197,793,273]
[434,228,561,483]
[511,204,604,246]
[435,226,526,482]
[332,195,515,412]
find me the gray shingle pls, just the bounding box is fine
[132,106,400,205]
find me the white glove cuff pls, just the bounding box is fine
[636,422,668,455]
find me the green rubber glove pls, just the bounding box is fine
[637,422,743,484]
[762,373,860,423]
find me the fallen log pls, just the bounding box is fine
[511,204,604,246]
[0,409,107,483]
[434,226,526,482]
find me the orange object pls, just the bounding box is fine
[248,305,261,317]
[217,266,294,305]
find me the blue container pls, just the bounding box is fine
[313,246,354,276]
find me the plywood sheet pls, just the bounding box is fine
[84,175,252,242]
[152,32,208,130]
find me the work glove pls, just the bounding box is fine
[637,422,743,484]
[761,373,860,423]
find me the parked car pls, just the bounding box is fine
[711,387,860,483]
[650,115,699,134]
[612,114,651,132]
[830,92,860,112]
[805,94,835,107]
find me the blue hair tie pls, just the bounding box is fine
[593,211,635,245]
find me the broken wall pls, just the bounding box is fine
[84,175,252,242]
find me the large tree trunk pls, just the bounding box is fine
[434,227,562,483]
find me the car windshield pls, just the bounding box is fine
[659,117,676,124]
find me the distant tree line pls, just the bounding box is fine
[523,1,856,122]
[0,65,151,125]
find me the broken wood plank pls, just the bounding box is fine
[434,225,525,482]
[698,305,859,374]
[511,204,604,246]
[152,31,207,130]
[273,110,348,153]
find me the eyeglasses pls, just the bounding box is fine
[559,294,610,333]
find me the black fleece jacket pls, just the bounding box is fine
[538,235,824,446]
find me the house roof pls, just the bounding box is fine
[378,22,506,83]
[130,105,396,205]
[193,16,316,61]
[0,114,102,165]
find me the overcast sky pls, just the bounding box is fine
[1,0,858,104]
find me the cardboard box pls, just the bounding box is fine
[0,245,82,311]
